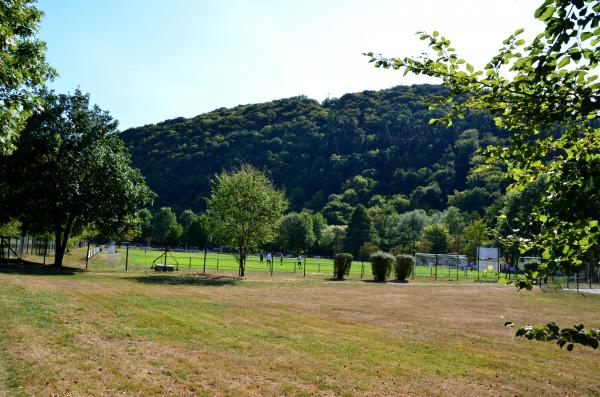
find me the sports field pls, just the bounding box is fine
[85,247,496,280]
[0,262,599,396]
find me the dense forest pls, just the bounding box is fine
[122,84,508,226]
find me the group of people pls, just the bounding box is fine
[259,252,303,267]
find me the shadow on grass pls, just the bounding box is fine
[0,259,82,275]
[128,274,240,286]
[360,279,411,284]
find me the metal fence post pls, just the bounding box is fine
[85,240,90,270]
[125,243,129,271]
[303,256,306,278]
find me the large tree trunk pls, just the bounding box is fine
[53,216,73,267]
[53,232,65,267]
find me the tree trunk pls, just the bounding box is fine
[54,232,64,267]
[53,216,73,267]
[239,247,246,277]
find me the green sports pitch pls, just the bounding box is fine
[86,247,496,279]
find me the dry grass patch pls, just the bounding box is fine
[0,268,598,396]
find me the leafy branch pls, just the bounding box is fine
[505,321,600,351]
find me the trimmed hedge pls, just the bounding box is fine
[370,251,394,281]
[394,254,414,281]
[333,253,353,280]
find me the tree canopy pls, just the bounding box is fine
[206,165,287,276]
[0,0,56,155]
[0,90,154,266]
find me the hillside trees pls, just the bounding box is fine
[0,90,154,266]
[121,86,507,215]
[206,165,287,276]
[0,0,56,155]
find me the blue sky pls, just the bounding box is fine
[38,0,542,130]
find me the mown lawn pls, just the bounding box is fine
[0,263,598,396]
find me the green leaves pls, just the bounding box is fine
[206,165,287,270]
[366,0,600,277]
[508,322,600,351]
[0,0,57,155]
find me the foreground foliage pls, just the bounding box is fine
[505,322,600,351]
[367,0,599,280]
[368,0,600,349]
[0,0,56,155]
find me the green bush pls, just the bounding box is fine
[333,253,353,280]
[394,254,414,281]
[370,251,394,281]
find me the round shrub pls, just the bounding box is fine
[333,253,353,280]
[370,251,394,281]
[394,254,414,281]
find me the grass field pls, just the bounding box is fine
[0,262,598,396]
[84,247,494,280]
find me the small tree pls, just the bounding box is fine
[344,204,378,258]
[463,219,489,260]
[394,254,414,281]
[422,224,450,254]
[206,165,287,276]
[370,251,394,282]
[152,207,178,246]
[180,209,196,250]
[333,253,353,280]
[278,211,315,254]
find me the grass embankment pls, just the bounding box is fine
[0,263,598,396]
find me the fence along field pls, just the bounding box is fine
[84,244,527,282]
[2,237,598,287]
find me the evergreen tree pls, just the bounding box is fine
[343,204,378,258]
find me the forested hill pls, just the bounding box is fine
[121,84,508,224]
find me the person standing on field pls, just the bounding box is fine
[297,254,302,269]
[260,252,264,264]
[266,252,272,267]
